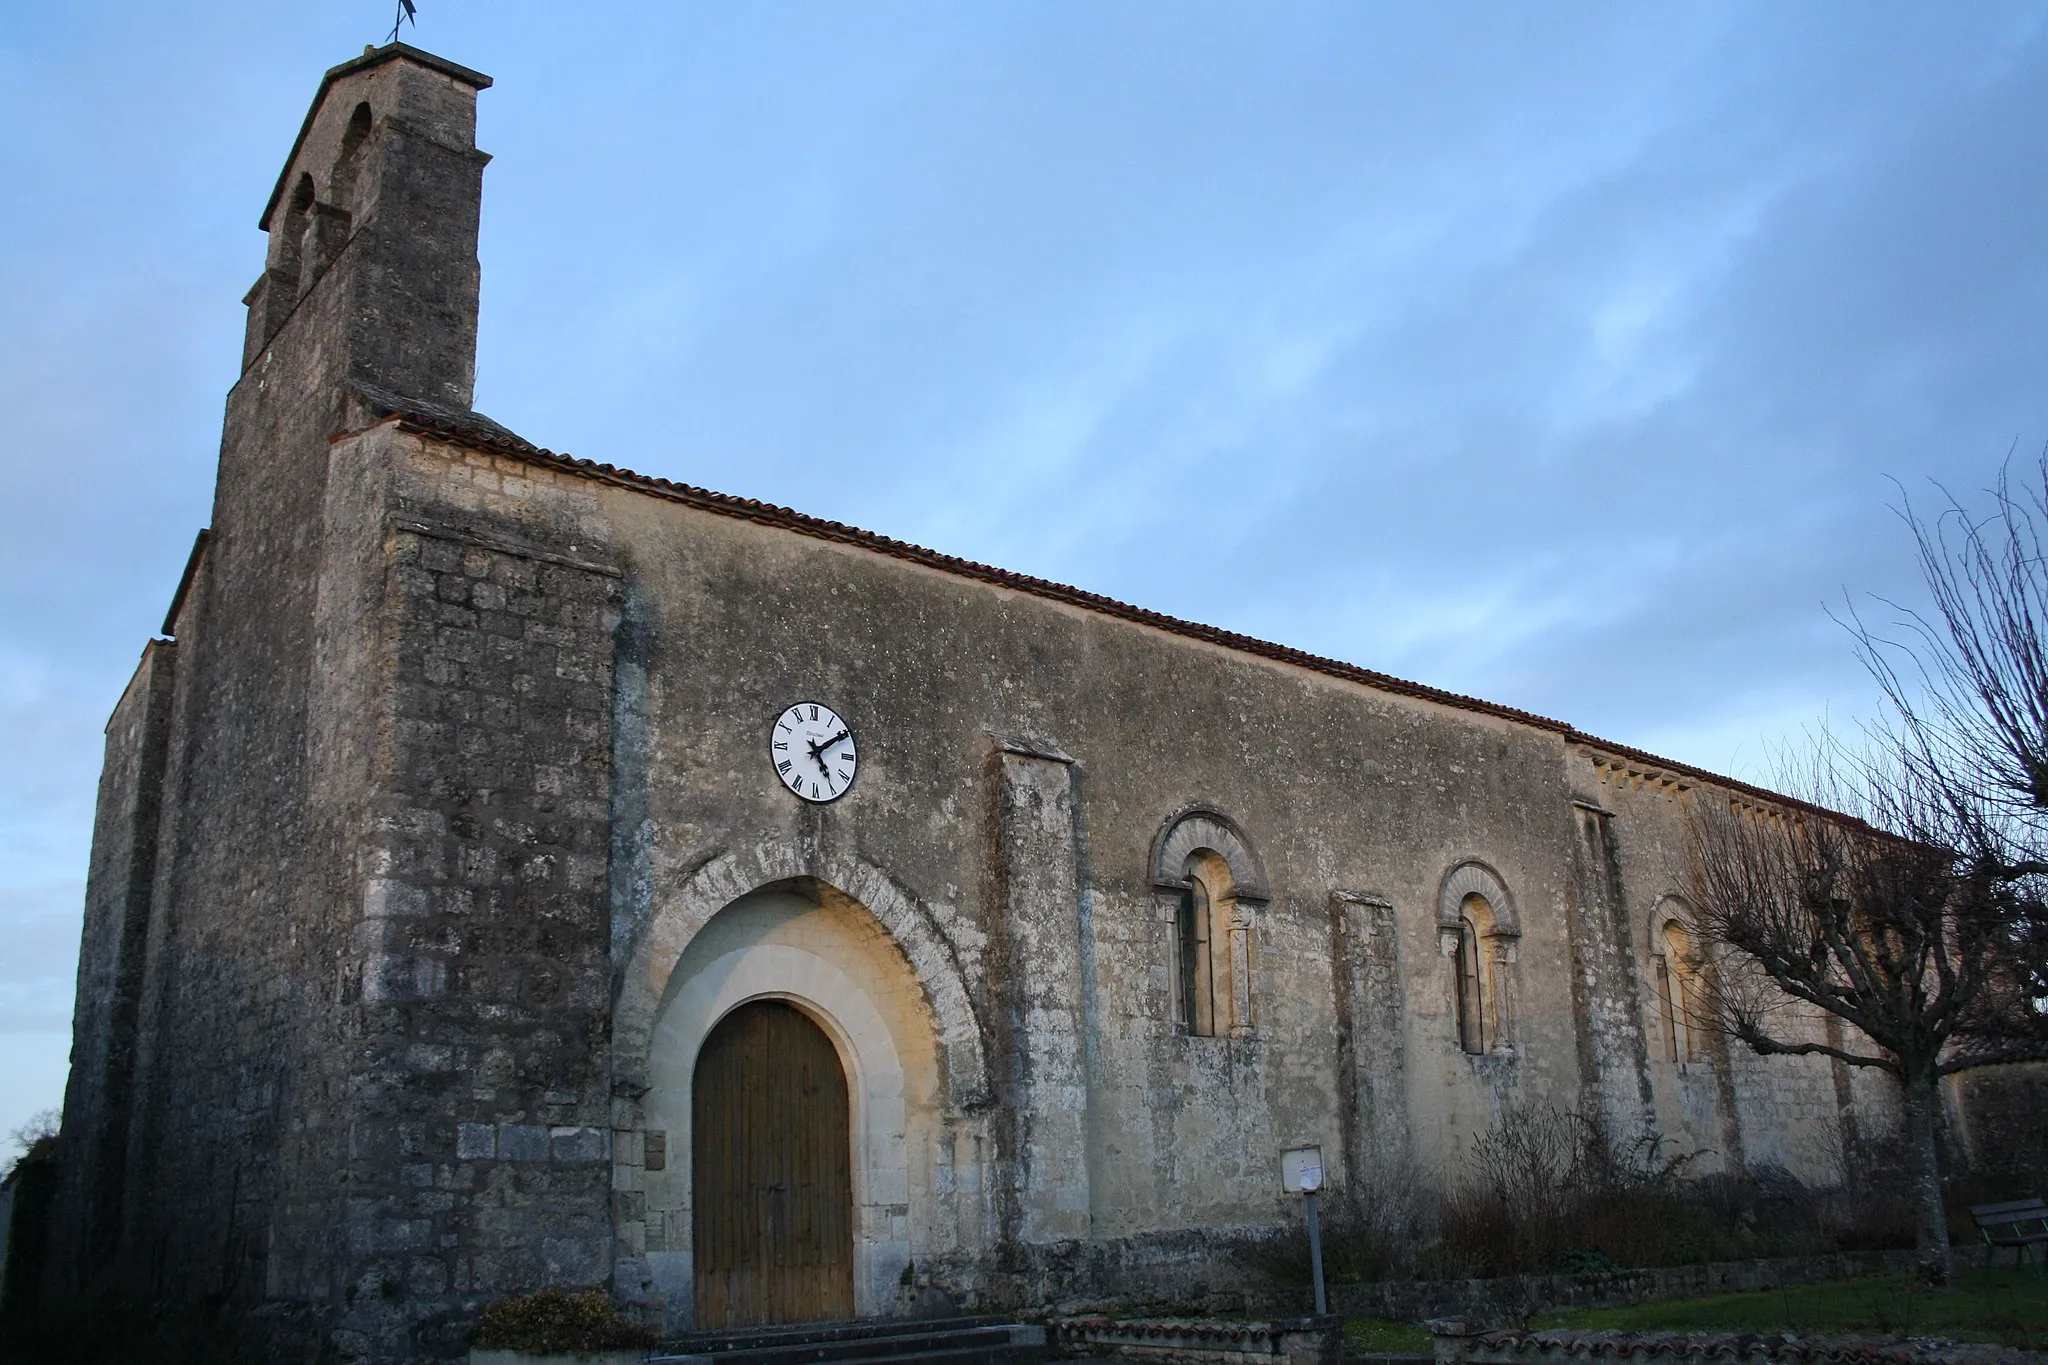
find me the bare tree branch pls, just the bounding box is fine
[1688,448,2048,1285]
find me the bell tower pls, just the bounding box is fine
[43,43,507,1327]
[240,42,492,410]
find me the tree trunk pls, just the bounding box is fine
[1901,1068,1953,1285]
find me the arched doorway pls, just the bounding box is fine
[692,999,855,1327]
[633,875,963,1331]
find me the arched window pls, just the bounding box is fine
[1179,852,1235,1037]
[1151,808,1268,1040]
[333,102,372,207]
[1453,895,1500,1054]
[1438,861,1521,1057]
[278,172,316,298]
[304,102,371,286]
[1656,919,1701,1062]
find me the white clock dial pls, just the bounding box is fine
[771,701,859,803]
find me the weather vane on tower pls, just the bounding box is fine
[387,0,418,44]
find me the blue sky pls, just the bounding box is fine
[3,3,2046,1143]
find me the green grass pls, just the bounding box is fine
[1532,1267,2048,1349]
[1345,1316,1433,1354]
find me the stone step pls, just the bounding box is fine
[661,1314,1012,1355]
[661,1328,1027,1365]
[833,1347,1046,1365]
[652,1317,1048,1365]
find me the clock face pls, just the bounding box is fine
[771,701,858,803]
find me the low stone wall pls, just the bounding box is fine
[1053,1314,1343,1364]
[1332,1251,1921,1325]
[1425,1322,2032,1365]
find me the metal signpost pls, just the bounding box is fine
[1280,1145,1328,1316]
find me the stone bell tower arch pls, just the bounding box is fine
[241,42,493,409]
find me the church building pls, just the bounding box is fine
[47,43,1970,1363]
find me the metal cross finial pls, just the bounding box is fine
[387,0,417,44]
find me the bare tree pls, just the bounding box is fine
[1854,449,2048,843]
[1853,451,2048,1042]
[2,1107,59,1179]
[1684,451,2048,1285]
[1686,783,2043,1283]
[1856,452,2048,1073]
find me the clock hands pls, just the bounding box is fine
[808,728,851,778]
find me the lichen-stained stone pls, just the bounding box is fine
[991,749,1092,1247]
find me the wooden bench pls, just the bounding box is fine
[1970,1198,2048,1273]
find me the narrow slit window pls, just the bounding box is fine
[1176,850,1238,1037]
[1179,881,1214,1037]
[1660,921,1700,1062]
[1454,914,1487,1054]
[1656,955,1679,1062]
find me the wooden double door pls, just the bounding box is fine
[693,1000,856,1328]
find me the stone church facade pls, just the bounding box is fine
[45,42,2010,1364]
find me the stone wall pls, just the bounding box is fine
[1427,1322,1921,1365]
[45,639,176,1290]
[585,463,1603,1272]
[1333,1250,1921,1326]
[321,510,623,1358]
[1054,1314,1342,1364]
[1571,750,1896,1185]
[102,48,496,1325]
[1947,1064,2048,1193]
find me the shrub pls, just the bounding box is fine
[1228,1101,1925,1291]
[1438,1103,1707,1276]
[470,1288,657,1355]
[1232,1153,1445,1287]
[1234,1210,1407,1287]
[1438,1105,1848,1277]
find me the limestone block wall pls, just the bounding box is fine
[337,518,621,1322]
[1330,893,1407,1196]
[45,639,177,1291]
[59,49,503,1328]
[550,453,1675,1305]
[546,426,1959,1319]
[1560,801,1657,1146]
[293,424,627,1359]
[1571,749,1898,1187]
[990,749,1094,1250]
[110,496,316,1310]
[1569,754,1735,1170]
[1948,1064,2048,1188]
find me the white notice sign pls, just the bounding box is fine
[1280,1144,1325,1194]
